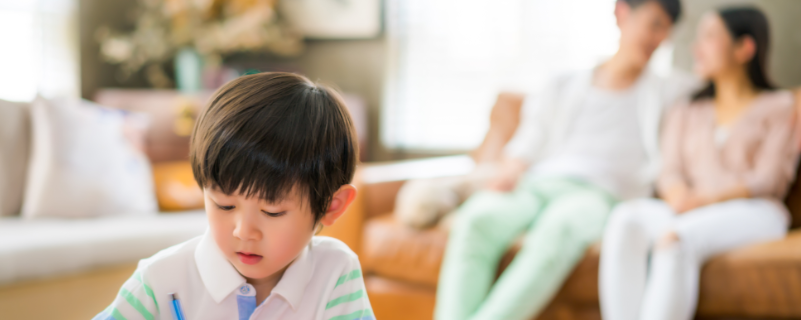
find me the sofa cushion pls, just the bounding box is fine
[0,211,207,285]
[0,100,30,217]
[362,215,447,287]
[22,97,158,218]
[363,214,801,318]
[695,230,801,318]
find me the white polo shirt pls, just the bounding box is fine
[93,232,374,320]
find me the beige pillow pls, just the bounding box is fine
[0,100,30,216]
[21,97,158,218]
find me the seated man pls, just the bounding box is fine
[434,0,697,319]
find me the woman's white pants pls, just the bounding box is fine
[599,198,788,320]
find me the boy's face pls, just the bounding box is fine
[204,187,316,281]
[616,1,674,67]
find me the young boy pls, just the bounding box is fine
[94,72,373,320]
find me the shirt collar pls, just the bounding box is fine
[195,230,246,303]
[194,230,316,309]
[270,242,315,311]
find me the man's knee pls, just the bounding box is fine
[458,191,510,215]
[453,197,506,234]
[530,197,611,244]
[547,192,611,224]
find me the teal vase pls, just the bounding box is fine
[175,48,203,94]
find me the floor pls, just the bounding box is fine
[0,263,136,320]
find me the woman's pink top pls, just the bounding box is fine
[657,90,799,200]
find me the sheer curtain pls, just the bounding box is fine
[0,0,79,102]
[382,0,642,151]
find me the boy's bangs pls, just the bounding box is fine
[198,134,308,205]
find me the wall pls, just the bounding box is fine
[79,0,391,160]
[79,0,148,99]
[79,0,801,162]
[672,0,801,88]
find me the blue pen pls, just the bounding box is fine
[169,293,186,320]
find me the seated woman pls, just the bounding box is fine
[599,6,798,320]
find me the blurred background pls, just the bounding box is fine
[0,0,800,319]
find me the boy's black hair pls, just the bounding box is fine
[190,72,358,225]
[622,0,682,23]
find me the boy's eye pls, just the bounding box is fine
[262,210,287,217]
[216,204,235,211]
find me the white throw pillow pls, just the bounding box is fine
[0,100,31,217]
[21,97,158,218]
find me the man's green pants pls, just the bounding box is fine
[435,176,615,320]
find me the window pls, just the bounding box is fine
[382,0,672,152]
[0,0,78,102]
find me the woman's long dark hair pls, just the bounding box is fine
[692,7,775,101]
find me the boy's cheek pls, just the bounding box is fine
[210,220,234,254]
[207,212,238,255]
[261,222,313,261]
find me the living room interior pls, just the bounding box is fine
[1,0,801,319]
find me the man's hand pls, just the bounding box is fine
[486,170,519,192]
[486,158,529,192]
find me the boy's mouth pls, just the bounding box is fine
[236,252,263,265]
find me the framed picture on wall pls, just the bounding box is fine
[280,0,382,39]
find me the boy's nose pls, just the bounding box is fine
[233,212,263,241]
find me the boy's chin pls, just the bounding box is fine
[233,260,277,280]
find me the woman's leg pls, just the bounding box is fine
[639,198,789,320]
[599,198,675,320]
[469,184,615,320]
[435,187,545,320]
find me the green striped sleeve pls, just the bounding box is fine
[135,271,159,312]
[94,269,159,320]
[120,288,154,320]
[326,290,364,310]
[110,307,127,320]
[334,269,362,288]
[324,260,373,320]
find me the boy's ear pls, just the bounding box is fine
[319,184,358,227]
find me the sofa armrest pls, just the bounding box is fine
[359,155,475,218]
[318,155,475,255]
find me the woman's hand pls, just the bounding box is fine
[486,158,529,192]
[663,184,711,214]
[669,184,750,214]
[664,184,691,213]
[674,194,709,214]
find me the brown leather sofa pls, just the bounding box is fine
[323,93,801,320]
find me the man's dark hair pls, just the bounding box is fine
[622,0,682,23]
[190,72,358,225]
